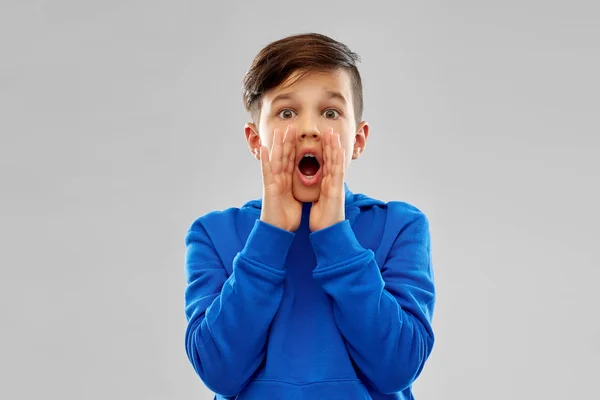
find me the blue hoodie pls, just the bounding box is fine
[184,183,435,399]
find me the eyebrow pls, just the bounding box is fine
[271,89,347,106]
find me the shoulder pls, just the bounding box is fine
[385,200,429,226]
[185,204,260,245]
[187,196,261,231]
[363,198,430,247]
[351,190,429,226]
[187,207,242,231]
[384,202,431,250]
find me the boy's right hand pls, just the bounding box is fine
[259,125,302,232]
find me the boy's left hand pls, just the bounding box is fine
[309,129,346,232]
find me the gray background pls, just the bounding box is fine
[1,1,598,399]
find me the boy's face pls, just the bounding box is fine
[244,68,369,203]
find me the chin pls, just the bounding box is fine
[292,185,320,203]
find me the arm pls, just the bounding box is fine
[184,218,295,396]
[310,213,435,394]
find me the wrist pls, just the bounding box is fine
[260,215,293,232]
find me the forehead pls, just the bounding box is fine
[263,68,352,103]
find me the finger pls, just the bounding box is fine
[332,135,337,165]
[335,131,342,149]
[260,145,273,185]
[320,128,329,177]
[270,127,283,173]
[286,144,296,176]
[286,131,297,174]
[326,129,334,177]
[283,125,295,175]
[331,134,338,173]
[334,148,345,180]
[332,134,344,179]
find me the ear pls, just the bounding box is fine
[244,122,261,160]
[352,121,369,160]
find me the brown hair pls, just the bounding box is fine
[242,33,364,127]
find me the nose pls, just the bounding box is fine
[295,121,321,141]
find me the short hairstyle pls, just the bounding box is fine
[242,33,364,127]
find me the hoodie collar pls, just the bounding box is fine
[242,182,385,225]
[243,182,353,210]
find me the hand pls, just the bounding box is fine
[309,129,346,232]
[259,125,303,232]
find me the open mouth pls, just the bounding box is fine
[298,153,321,178]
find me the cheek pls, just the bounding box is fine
[259,122,288,148]
[341,134,354,151]
[340,138,354,164]
[258,124,273,148]
[260,135,272,148]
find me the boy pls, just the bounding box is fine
[184,33,435,400]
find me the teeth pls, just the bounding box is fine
[303,153,315,158]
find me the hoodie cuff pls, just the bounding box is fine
[240,219,295,270]
[309,220,365,268]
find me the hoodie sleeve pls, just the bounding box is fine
[309,211,435,395]
[184,218,295,397]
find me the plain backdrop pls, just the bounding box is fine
[1,1,598,399]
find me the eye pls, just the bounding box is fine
[323,108,340,119]
[277,108,296,119]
